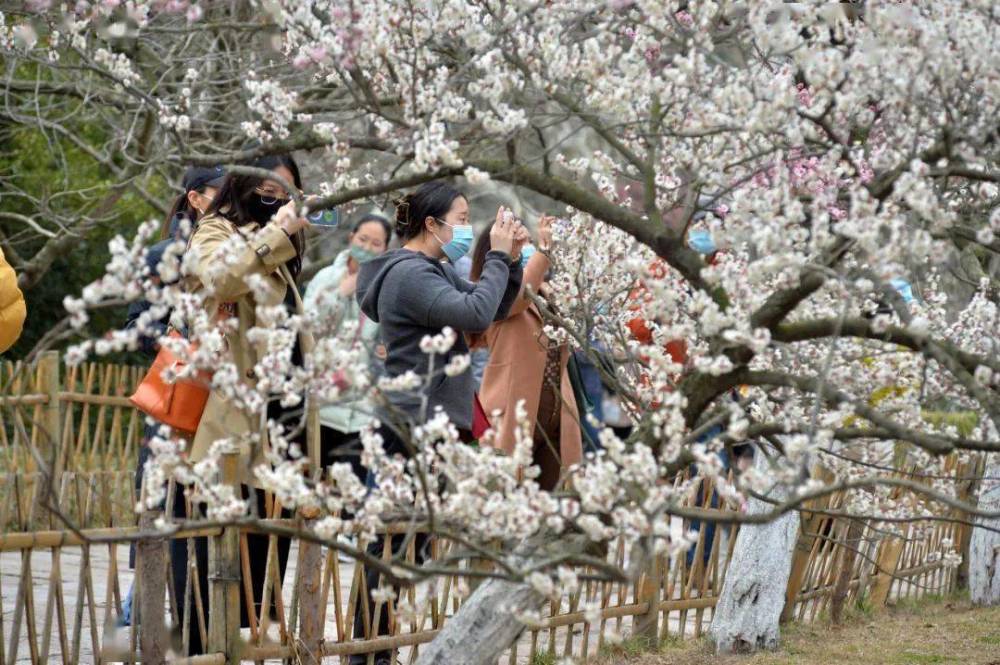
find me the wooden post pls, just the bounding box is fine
[634,551,661,646]
[296,401,325,663]
[830,519,865,623]
[955,455,982,590]
[138,507,169,664]
[296,534,324,664]
[208,453,242,664]
[869,532,906,608]
[33,351,63,529]
[781,512,823,623]
[41,351,62,476]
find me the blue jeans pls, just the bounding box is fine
[120,585,134,626]
[574,350,605,452]
[686,427,727,569]
[121,422,160,627]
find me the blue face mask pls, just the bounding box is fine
[519,243,536,267]
[435,220,474,263]
[889,277,915,304]
[687,229,717,255]
[349,244,378,264]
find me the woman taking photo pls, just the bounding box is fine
[471,214,583,490]
[303,213,392,483]
[351,181,526,665]
[180,154,312,655]
[357,181,526,443]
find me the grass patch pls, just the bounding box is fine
[529,653,557,665]
[854,594,876,618]
[598,635,656,659]
[658,635,685,650]
[584,595,1000,664]
[889,590,965,615]
[893,652,948,664]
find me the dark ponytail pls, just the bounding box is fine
[161,192,198,241]
[393,181,465,242]
[468,220,495,283]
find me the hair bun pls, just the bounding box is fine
[394,195,412,234]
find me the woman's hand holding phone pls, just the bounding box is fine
[537,214,556,252]
[275,200,311,235]
[491,207,518,256]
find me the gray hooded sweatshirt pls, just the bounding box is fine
[357,248,523,431]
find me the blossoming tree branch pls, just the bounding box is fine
[3,0,1000,658]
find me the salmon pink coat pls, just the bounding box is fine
[476,252,582,470]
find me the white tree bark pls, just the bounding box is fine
[709,483,799,653]
[969,459,1000,606]
[416,536,593,665]
[414,576,544,665]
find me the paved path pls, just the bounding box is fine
[2,541,685,664]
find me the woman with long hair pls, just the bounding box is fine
[178,154,312,655]
[470,214,583,490]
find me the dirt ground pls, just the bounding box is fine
[589,595,1000,665]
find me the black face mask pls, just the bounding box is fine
[246,193,289,225]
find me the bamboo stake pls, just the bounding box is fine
[207,453,241,664]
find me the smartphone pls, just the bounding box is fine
[307,208,340,227]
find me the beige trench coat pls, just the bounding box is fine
[184,214,319,487]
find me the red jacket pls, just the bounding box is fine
[627,259,689,369]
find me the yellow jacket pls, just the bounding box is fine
[0,248,26,354]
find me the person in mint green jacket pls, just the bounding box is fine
[304,214,392,483]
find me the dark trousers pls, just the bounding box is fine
[348,423,471,665]
[684,442,752,570]
[574,350,605,452]
[319,425,368,485]
[350,531,432,664]
[685,428,726,570]
[170,487,291,656]
[169,490,209,655]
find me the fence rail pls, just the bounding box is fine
[1,354,145,476]
[0,353,967,664]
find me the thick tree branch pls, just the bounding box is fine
[742,369,998,455]
[773,317,1000,375]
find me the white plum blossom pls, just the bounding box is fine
[443,353,471,377]
[419,326,457,355]
[7,0,996,614]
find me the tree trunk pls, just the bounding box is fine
[414,576,544,665]
[969,459,1000,606]
[709,485,799,653]
[416,536,593,665]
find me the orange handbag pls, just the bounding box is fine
[129,330,211,435]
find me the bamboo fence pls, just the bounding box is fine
[0,353,967,664]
